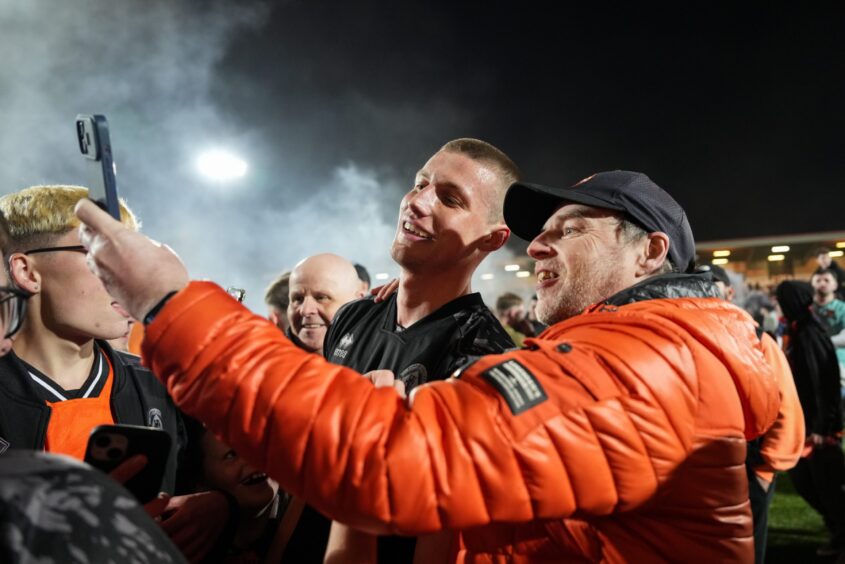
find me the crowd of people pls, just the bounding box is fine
[0,138,841,563]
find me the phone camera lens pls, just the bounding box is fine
[94,435,110,448]
[107,447,123,460]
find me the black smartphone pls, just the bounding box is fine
[84,424,172,503]
[75,114,121,220]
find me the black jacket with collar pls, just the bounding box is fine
[0,341,188,494]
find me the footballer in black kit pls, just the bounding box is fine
[324,292,516,391]
[323,291,515,562]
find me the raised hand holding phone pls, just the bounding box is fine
[76,114,121,220]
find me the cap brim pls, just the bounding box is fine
[503,182,625,241]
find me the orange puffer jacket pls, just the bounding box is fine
[145,282,784,563]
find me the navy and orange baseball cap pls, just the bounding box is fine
[504,170,696,273]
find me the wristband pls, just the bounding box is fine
[143,291,179,326]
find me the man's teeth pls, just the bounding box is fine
[241,472,267,485]
[303,323,323,329]
[537,271,559,282]
[403,221,431,239]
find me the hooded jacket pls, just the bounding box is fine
[143,275,784,562]
[776,280,842,437]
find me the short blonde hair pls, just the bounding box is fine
[0,185,139,255]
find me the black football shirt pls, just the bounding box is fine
[324,292,515,391]
[323,291,514,562]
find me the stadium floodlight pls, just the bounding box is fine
[197,150,248,181]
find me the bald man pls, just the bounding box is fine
[275,253,365,561]
[286,253,366,354]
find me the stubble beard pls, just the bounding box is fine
[536,254,623,326]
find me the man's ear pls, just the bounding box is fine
[480,226,510,252]
[635,232,671,277]
[8,253,40,294]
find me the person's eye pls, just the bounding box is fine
[563,226,577,237]
[316,295,331,302]
[222,450,237,461]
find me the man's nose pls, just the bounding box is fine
[300,296,318,315]
[527,232,554,260]
[405,185,436,216]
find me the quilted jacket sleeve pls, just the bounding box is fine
[143,282,730,535]
[753,334,804,481]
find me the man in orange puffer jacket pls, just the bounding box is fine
[75,170,799,562]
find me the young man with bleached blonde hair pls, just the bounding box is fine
[0,185,231,563]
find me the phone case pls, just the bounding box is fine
[84,424,172,503]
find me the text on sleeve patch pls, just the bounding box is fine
[481,359,548,415]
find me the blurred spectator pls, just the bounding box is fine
[187,423,285,563]
[526,294,547,335]
[745,283,774,328]
[777,280,845,558]
[814,247,845,300]
[263,270,291,333]
[495,292,534,347]
[0,185,228,562]
[811,269,845,336]
[706,264,736,302]
[354,263,371,292]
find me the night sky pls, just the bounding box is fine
[0,1,842,309]
[215,1,845,241]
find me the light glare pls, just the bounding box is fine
[768,254,785,262]
[830,251,844,258]
[712,258,729,265]
[504,264,521,272]
[712,250,731,258]
[374,273,390,280]
[481,273,495,280]
[516,271,531,278]
[197,150,248,180]
[771,245,790,253]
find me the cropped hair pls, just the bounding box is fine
[812,268,836,280]
[0,185,138,256]
[495,292,524,315]
[440,138,520,223]
[264,270,291,312]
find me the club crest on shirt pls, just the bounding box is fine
[398,363,427,389]
[333,333,355,359]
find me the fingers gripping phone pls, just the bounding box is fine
[75,114,121,220]
[84,424,172,503]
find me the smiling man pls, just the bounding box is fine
[322,139,517,562]
[75,170,793,562]
[286,253,364,354]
